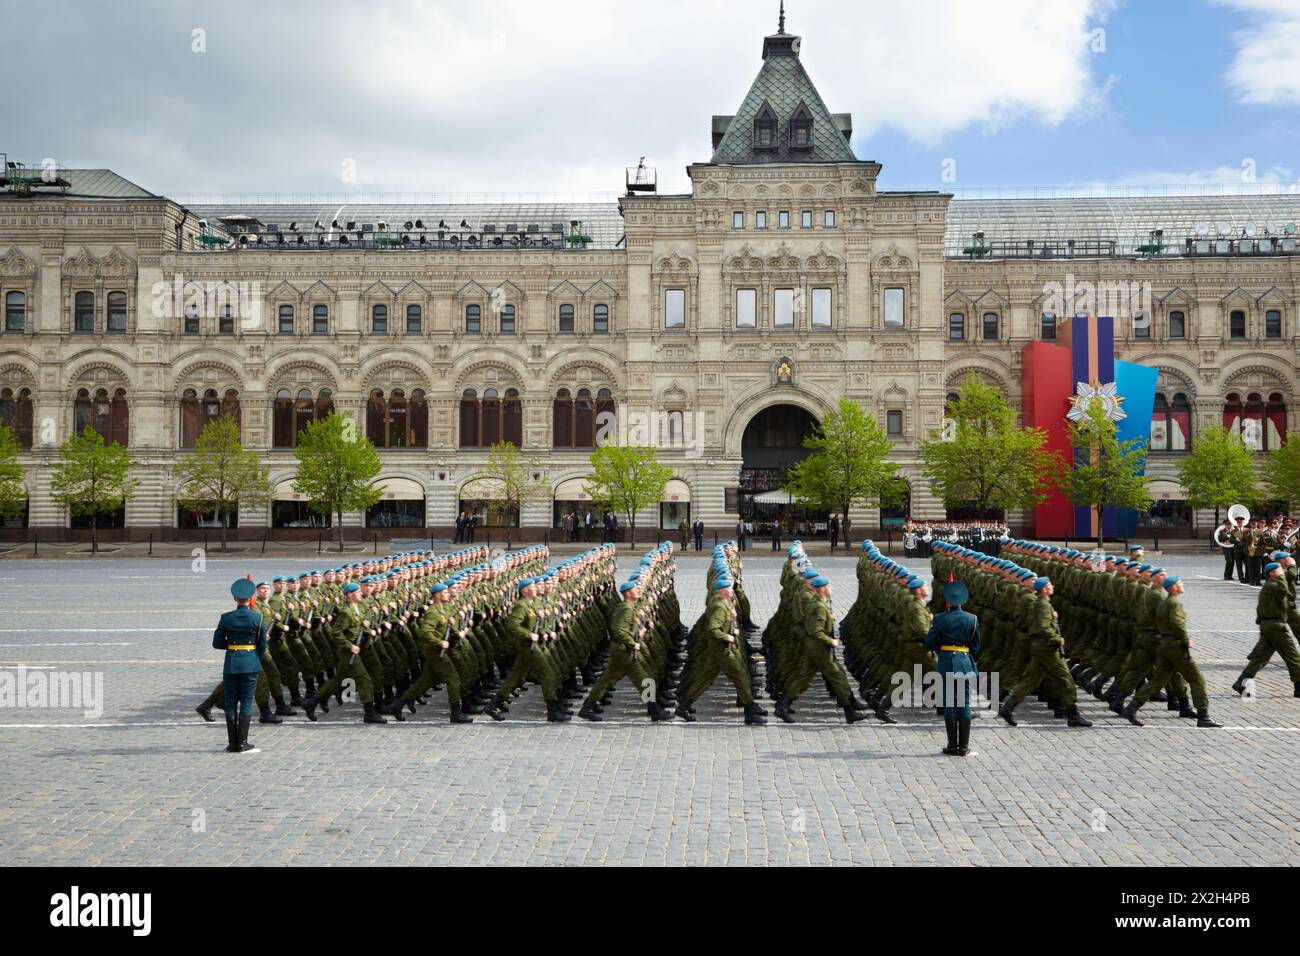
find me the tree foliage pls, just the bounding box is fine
[172,417,273,551]
[49,426,139,553]
[584,443,673,548]
[1176,425,1258,525]
[1066,401,1152,546]
[292,412,384,551]
[464,441,549,539]
[0,425,27,521]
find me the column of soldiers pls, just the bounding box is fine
[1000,540,1221,728]
[762,540,871,723]
[839,540,942,723]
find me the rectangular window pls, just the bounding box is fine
[733,211,744,229]
[593,304,609,333]
[1041,313,1057,340]
[982,312,999,341]
[736,288,756,328]
[774,288,795,327]
[1230,310,1246,339]
[371,305,387,333]
[4,294,24,332]
[218,307,234,335]
[312,305,328,334]
[778,211,790,229]
[887,409,903,436]
[801,210,813,228]
[106,293,127,334]
[465,305,481,334]
[1169,310,1185,339]
[1134,312,1151,338]
[278,305,294,334]
[500,304,515,334]
[949,313,965,340]
[406,304,422,334]
[75,293,94,333]
[883,288,904,327]
[755,211,767,229]
[184,308,200,334]
[824,210,836,228]
[664,289,685,329]
[558,304,574,333]
[811,287,831,327]
[1266,309,1282,338]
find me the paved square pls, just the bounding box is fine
[0,552,1295,866]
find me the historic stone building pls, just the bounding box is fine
[2,19,1299,541]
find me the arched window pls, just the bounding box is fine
[0,387,34,448]
[218,303,234,335]
[753,102,777,149]
[406,304,422,334]
[1150,393,1170,451]
[1169,392,1191,451]
[76,387,128,444]
[789,105,812,148]
[222,388,241,429]
[295,388,316,435]
[574,388,594,447]
[106,291,127,334]
[273,388,332,447]
[180,389,201,447]
[312,304,328,335]
[595,387,615,443]
[278,305,294,335]
[371,304,388,334]
[552,388,572,448]
[5,291,25,333]
[387,389,409,447]
[503,388,522,446]
[945,391,960,413]
[273,389,294,447]
[559,304,575,333]
[1169,310,1186,339]
[459,389,479,447]
[316,389,334,421]
[1266,309,1282,339]
[500,304,516,334]
[982,312,999,341]
[410,389,428,447]
[593,303,609,334]
[74,291,94,333]
[481,389,501,446]
[948,313,964,340]
[1041,312,1057,340]
[1266,392,1287,449]
[184,302,200,335]
[465,304,481,334]
[366,389,386,444]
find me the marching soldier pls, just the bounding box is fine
[302,581,387,724]
[1233,560,1300,699]
[1121,575,1222,727]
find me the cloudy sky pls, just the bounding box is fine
[2,0,1298,199]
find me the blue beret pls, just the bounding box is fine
[518,578,535,590]
[430,583,446,594]
[1033,577,1051,592]
[713,576,733,590]
[1265,562,1281,576]
[343,582,360,594]
[811,576,830,588]
[906,577,925,590]
[944,581,969,606]
[801,568,820,578]
[1128,545,1143,553]
[231,578,256,600]
[273,576,287,583]
[1274,551,1290,560]
[256,581,270,588]
[1163,576,1181,588]
[618,581,639,593]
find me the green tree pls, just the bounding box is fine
[49,426,139,554]
[172,417,273,552]
[920,372,1063,519]
[584,444,673,548]
[1067,401,1152,548]
[1262,435,1300,512]
[0,425,28,522]
[291,411,384,552]
[784,398,899,544]
[1176,425,1257,530]
[463,441,548,546]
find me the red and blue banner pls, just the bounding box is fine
[1021,316,1157,539]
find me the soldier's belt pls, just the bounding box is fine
[227,644,257,651]
[939,645,970,653]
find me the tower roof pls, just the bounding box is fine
[709,8,857,165]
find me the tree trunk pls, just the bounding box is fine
[337,509,345,552]
[1095,505,1104,549]
[629,514,637,548]
[841,507,850,548]
[220,505,228,553]
[91,509,98,555]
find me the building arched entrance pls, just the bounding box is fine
[738,404,828,537]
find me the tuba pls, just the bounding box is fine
[1213,504,1250,549]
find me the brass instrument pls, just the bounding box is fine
[1213,504,1250,549]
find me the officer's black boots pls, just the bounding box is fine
[874,699,897,724]
[843,704,866,724]
[742,703,766,725]
[450,700,473,724]
[1121,699,1144,726]
[1177,698,1198,719]
[1197,708,1223,728]
[274,692,297,717]
[257,699,282,724]
[386,698,406,722]
[224,714,240,752]
[545,700,571,723]
[997,698,1018,726]
[1065,705,1091,727]
[196,693,218,722]
[957,717,972,756]
[942,718,960,755]
[578,700,601,722]
[238,714,257,752]
[648,701,675,721]
[774,697,795,723]
[362,701,387,724]
[301,694,319,721]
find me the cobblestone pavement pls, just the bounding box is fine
[0,553,1295,866]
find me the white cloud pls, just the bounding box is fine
[1218,0,1300,106]
[1,0,1118,195]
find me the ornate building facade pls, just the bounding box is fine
[2,20,1299,540]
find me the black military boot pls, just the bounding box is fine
[224,714,240,752]
[1196,707,1223,728]
[546,700,571,723]
[287,682,304,707]
[1121,699,1144,726]
[384,696,406,722]
[449,700,473,724]
[362,701,387,724]
[942,718,960,755]
[578,699,602,722]
[1231,672,1251,696]
[774,696,795,723]
[1177,697,1197,719]
[238,713,258,752]
[195,692,219,722]
[300,694,320,722]
[1065,705,1092,727]
[1294,682,1300,699]
[997,698,1019,726]
[1166,693,1181,711]
[674,700,697,722]
[1107,687,1127,714]
[648,701,675,721]
[274,692,297,717]
[484,698,507,722]
[1149,691,1168,702]
[257,699,282,724]
[875,698,898,724]
[302,675,316,700]
[957,717,973,756]
[743,703,766,725]
[1088,675,1110,700]
[843,704,867,724]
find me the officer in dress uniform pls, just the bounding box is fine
[925,580,980,756]
[211,578,269,753]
